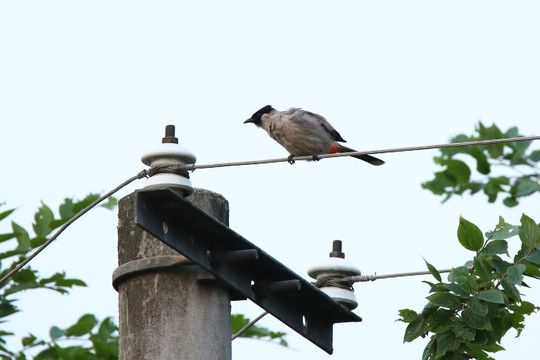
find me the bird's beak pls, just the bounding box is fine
[244,118,255,124]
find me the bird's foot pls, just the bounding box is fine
[312,154,320,161]
[287,155,296,164]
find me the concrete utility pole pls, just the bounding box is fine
[114,189,232,360]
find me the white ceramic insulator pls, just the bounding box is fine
[319,286,358,310]
[307,257,361,279]
[141,143,197,195]
[308,257,361,310]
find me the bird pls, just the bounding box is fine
[244,105,385,165]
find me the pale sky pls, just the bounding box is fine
[1,1,539,359]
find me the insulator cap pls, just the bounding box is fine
[140,125,196,196]
[308,240,361,309]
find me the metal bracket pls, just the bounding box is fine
[133,187,361,354]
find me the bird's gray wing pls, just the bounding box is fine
[296,109,347,143]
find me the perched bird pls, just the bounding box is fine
[244,105,384,165]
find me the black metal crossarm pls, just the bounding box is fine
[133,187,362,354]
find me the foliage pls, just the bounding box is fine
[422,122,540,207]
[231,314,288,346]
[399,214,540,360]
[19,315,118,360]
[0,196,118,359]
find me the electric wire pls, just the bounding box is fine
[1,135,539,284]
[172,134,540,171]
[348,268,453,282]
[231,311,269,341]
[0,170,149,286]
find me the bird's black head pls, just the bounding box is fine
[244,105,274,126]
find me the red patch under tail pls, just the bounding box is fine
[329,144,341,154]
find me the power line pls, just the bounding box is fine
[1,135,539,284]
[347,269,453,282]
[165,135,540,171]
[231,311,269,340]
[0,170,149,286]
[314,269,456,293]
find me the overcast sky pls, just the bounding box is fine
[1,1,539,359]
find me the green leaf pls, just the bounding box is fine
[64,314,98,337]
[39,272,87,290]
[503,196,519,207]
[50,326,65,340]
[100,196,118,210]
[91,335,119,359]
[0,208,15,222]
[473,256,492,282]
[519,214,540,248]
[469,298,488,316]
[426,292,462,309]
[451,267,479,293]
[467,341,505,354]
[469,147,491,175]
[435,330,461,358]
[477,122,504,158]
[488,256,510,275]
[440,158,472,184]
[510,301,537,315]
[422,339,436,360]
[512,178,540,198]
[11,221,30,252]
[458,216,484,251]
[96,317,118,339]
[488,218,519,240]
[422,302,439,316]
[398,309,419,322]
[422,171,455,195]
[30,236,48,249]
[59,198,75,219]
[505,126,520,138]
[509,139,532,163]
[523,263,540,279]
[453,321,476,341]
[477,289,505,304]
[3,282,39,296]
[483,176,510,202]
[427,309,454,333]
[32,203,54,238]
[424,258,441,282]
[0,249,27,261]
[231,313,250,333]
[0,232,16,243]
[491,311,515,341]
[525,249,540,265]
[11,268,37,284]
[0,299,19,318]
[462,308,490,330]
[404,316,425,342]
[506,264,526,285]
[501,278,521,302]
[444,134,472,153]
[530,149,540,162]
[21,333,43,347]
[72,194,100,214]
[444,283,470,298]
[481,240,508,256]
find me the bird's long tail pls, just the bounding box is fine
[333,144,385,166]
